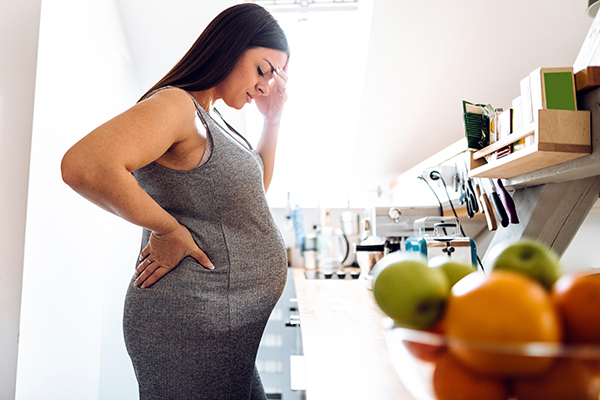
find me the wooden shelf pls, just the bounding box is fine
[575,66,600,92]
[469,109,591,179]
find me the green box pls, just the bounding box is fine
[544,71,576,111]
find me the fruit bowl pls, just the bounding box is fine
[384,319,600,400]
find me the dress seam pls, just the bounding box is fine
[210,168,234,400]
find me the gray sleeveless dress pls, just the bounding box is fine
[123,87,288,400]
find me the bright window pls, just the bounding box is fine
[245,0,374,207]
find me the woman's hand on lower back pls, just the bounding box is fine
[134,223,214,288]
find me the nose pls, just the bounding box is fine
[256,80,270,96]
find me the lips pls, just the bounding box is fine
[246,92,253,103]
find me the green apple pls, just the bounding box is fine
[488,239,563,290]
[372,252,450,330]
[429,257,477,287]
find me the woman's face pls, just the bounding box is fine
[216,47,288,110]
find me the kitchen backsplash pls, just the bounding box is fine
[270,207,364,268]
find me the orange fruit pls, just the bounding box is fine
[432,352,508,400]
[444,270,562,377]
[512,358,596,400]
[552,271,600,344]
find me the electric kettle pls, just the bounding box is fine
[315,226,349,273]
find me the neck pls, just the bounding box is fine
[190,89,216,112]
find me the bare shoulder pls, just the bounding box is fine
[136,87,198,118]
[64,87,204,174]
[116,87,200,146]
[130,87,207,170]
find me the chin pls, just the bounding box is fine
[223,99,246,111]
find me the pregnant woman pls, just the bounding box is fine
[61,4,290,399]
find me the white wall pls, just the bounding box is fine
[0,1,41,399]
[15,0,141,398]
[560,210,600,273]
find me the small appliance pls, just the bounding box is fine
[315,226,349,273]
[362,206,441,253]
[405,217,477,267]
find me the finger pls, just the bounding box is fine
[192,249,215,270]
[139,245,151,261]
[272,74,286,91]
[140,267,169,288]
[273,69,288,87]
[271,73,287,98]
[135,257,154,277]
[276,67,288,82]
[282,58,289,73]
[134,260,159,286]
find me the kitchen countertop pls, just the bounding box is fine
[292,267,416,400]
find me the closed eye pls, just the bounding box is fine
[257,66,265,77]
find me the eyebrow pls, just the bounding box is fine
[263,58,275,74]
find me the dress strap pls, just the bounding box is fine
[140,86,210,130]
[212,108,254,151]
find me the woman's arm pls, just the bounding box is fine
[255,63,289,192]
[256,120,280,192]
[61,88,213,287]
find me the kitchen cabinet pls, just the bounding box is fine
[257,268,305,400]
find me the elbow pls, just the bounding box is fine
[61,149,90,191]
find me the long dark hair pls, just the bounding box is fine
[141,3,289,100]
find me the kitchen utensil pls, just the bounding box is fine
[453,164,459,193]
[495,179,519,224]
[465,173,479,215]
[478,178,497,231]
[303,234,317,270]
[340,210,358,235]
[292,206,305,253]
[474,182,484,215]
[315,226,349,273]
[406,217,478,267]
[458,170,466,205]
[460,169,472,217]
[488,179,509,227]
[462,168,478,218]
[354,238,385,279]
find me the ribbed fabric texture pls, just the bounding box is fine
[123,87,287,400]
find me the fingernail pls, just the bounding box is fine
[208,262,215,270]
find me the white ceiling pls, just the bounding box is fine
[115,0,594,184]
